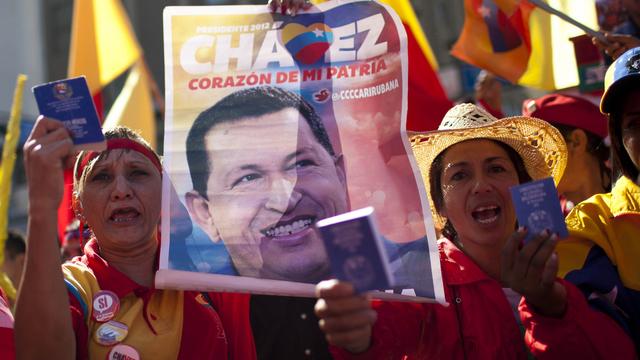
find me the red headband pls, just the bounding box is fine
[75,138,162,181]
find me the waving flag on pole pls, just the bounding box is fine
[452,0,536,83]
[313,0,452,130]
[452,0,598,90]
[68,0,141,96]
[60,0,154,242]
[103,61,157,149]
[0,74,27,301]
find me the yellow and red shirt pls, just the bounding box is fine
[63,239,228,359]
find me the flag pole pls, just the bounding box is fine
[140,56,165,116]
[526,0,608,43]
[0,74,27,300]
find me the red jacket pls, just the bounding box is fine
[207,292,257,360]
[332,238,634,359]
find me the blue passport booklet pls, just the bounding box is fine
[510,177,569,242]
[32,76,106,151]
[316,207,394,293]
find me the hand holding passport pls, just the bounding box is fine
[510,177,568,242]
[32,76,106,152]
[316,207,395,293]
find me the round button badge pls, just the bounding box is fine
[95,320,128,346]
[106,344,140,360]
[92,290,120,323]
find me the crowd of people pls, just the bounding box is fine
[1,0,640,359]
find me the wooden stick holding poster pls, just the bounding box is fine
[158,0,445,303]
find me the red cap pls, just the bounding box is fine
[522,94,608,139]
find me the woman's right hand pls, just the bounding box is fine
[315,279,377,354]
[268,0,312,16]
[23,116,75,212]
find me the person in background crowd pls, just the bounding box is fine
[614,0,640,37]
[593,0,640,60]
[522,94,611,214]
[0,231,21,358]
[597,0,626,31]
[61,219,87,262]
[15,121,231,359]
[0,285,14,360]
[1,230,25,292]
[474,70,504,118]
[314,103,637,359]
[555,47,640,355]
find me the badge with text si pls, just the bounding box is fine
[32,76,106,151]
[95,320,128,346]
[92,290,120,323]
[107,344,140,360]
[510,177,569,243]
[316,207,394,293]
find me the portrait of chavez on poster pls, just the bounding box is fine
[158,0,445,303]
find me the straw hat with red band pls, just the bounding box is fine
[522,94,608,139]
[74,138,162,182]
[410,103,567,228]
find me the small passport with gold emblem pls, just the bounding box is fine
[510,177,569,243]
[316,207,395,293]
[32,76,106,151]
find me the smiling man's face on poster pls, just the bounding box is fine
[185,87,348,283]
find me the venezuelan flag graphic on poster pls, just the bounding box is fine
[452,0,598,90]
[314,0,452,130]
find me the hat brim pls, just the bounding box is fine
[601,73,640,114]
[410,116,567,228]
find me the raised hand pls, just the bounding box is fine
[23,116,75,212]
[315,279,377,354]
[268,0,312,16]
[593,33,640,60]
[501,227,567,317]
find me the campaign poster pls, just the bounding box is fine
[158,0,445,303]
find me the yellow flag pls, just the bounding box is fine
[103,62,156,149]
[0,74,27,300]
[519,0,598,90]
[68,0,142,95]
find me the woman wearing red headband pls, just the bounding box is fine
[15,118,230,359]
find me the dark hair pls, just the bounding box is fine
[186,86,335,197]
[429,140,531,240]
[5,229,25,260]
[553,123,612,191]
[609,112,639,181]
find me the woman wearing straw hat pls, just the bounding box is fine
[313,104,635,359]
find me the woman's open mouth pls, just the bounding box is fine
[471,205,501,225]
[109,207,141,224]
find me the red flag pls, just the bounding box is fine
[403,22,452,131]
[378,0,452,131]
